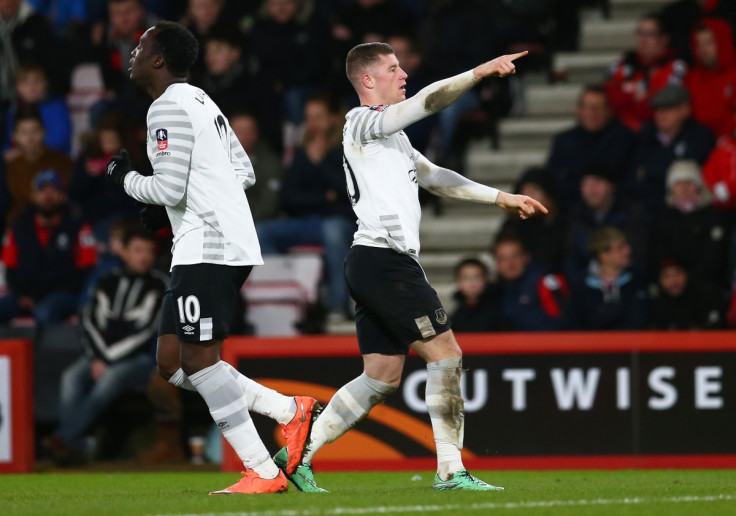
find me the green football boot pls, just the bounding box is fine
[273,446,329,493]
[432,470,505,491]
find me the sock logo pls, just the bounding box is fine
[218,421,230,430]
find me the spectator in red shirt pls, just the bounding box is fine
[685,18,736,138]
[702,106,736,210]
[605,12,687,132]
[0,170,96,326]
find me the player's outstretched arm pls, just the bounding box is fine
[415,152,547,219]
[495,191,548,220]
[380,51,528,136]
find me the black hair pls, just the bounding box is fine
[122,222,155,247]
[204,24,243,49]
[305,91,344,115]
[454,258,489,279]
[491,230,528,256]
[13,105,44,129]
[152,21,199,77]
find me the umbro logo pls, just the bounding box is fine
[183,325,195,334]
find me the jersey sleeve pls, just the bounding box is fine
[349,70,479,145]
[124,99,195,206]
[228,126,255,190]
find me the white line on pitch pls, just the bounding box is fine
[151,493,736,516]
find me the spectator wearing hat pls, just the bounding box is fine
[0,170,96,326]
[450,258,503,333]
[654,160,729,289]
[661,0,736,61]
[685,18,736,139]
[492,234,570,332]
[604,12,687,132]
[564,162,650,283]
[547,85,637,206]
[629,85,715,218]
[569,227,648,330]
[499,167,567,273]
[650,259,728,330]
[3,106,72,225]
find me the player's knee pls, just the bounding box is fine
[156,362,178,381]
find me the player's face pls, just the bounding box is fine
[129,27,156,84]
[371,53,407,104]
[122,237,156,274]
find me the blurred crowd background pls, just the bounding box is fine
[2,0,736,467]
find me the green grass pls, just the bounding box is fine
[2,470,736,515]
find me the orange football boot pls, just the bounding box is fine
[209,470,288,495]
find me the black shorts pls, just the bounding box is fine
[159,263,252,343]
[344,245,450,355]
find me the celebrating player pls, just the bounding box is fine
[275,43,547,492]
[105,21,318,494]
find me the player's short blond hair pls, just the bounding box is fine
[345,42,394,89]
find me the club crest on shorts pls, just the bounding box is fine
[156,128,168,150]
[435,308,448,325]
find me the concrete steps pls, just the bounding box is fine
[609,0,672,19]
[526,84,584,117]
[553,52,618,83]
[498,117,575,150]
[466,146,547,184]
[581,18,636,51]
[419,213,504,252]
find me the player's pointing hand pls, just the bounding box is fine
[474,51,528,79]
[495,191,548,220]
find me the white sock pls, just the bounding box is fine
[169,363,297,424]
[220,361,297,425]
[426,357,465,480]
[302,373,396,464]
[188,362,278,478]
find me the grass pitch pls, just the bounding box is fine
[2,469,736,515]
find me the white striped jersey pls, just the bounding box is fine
[123,83,263,268]
[342,104,422,257]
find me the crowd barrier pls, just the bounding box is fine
[2,332,734,473]
[221,332,736,471]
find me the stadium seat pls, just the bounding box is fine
[243,254,323,336]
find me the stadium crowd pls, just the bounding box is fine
[1,0,736,465]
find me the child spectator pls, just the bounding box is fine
[3,106,72,224]
[499,167,567,273]
[450,258,503,333]
[68,113,140,241]
[650,259,727,330]
[570,227,648,330]
[3,62,72,153]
